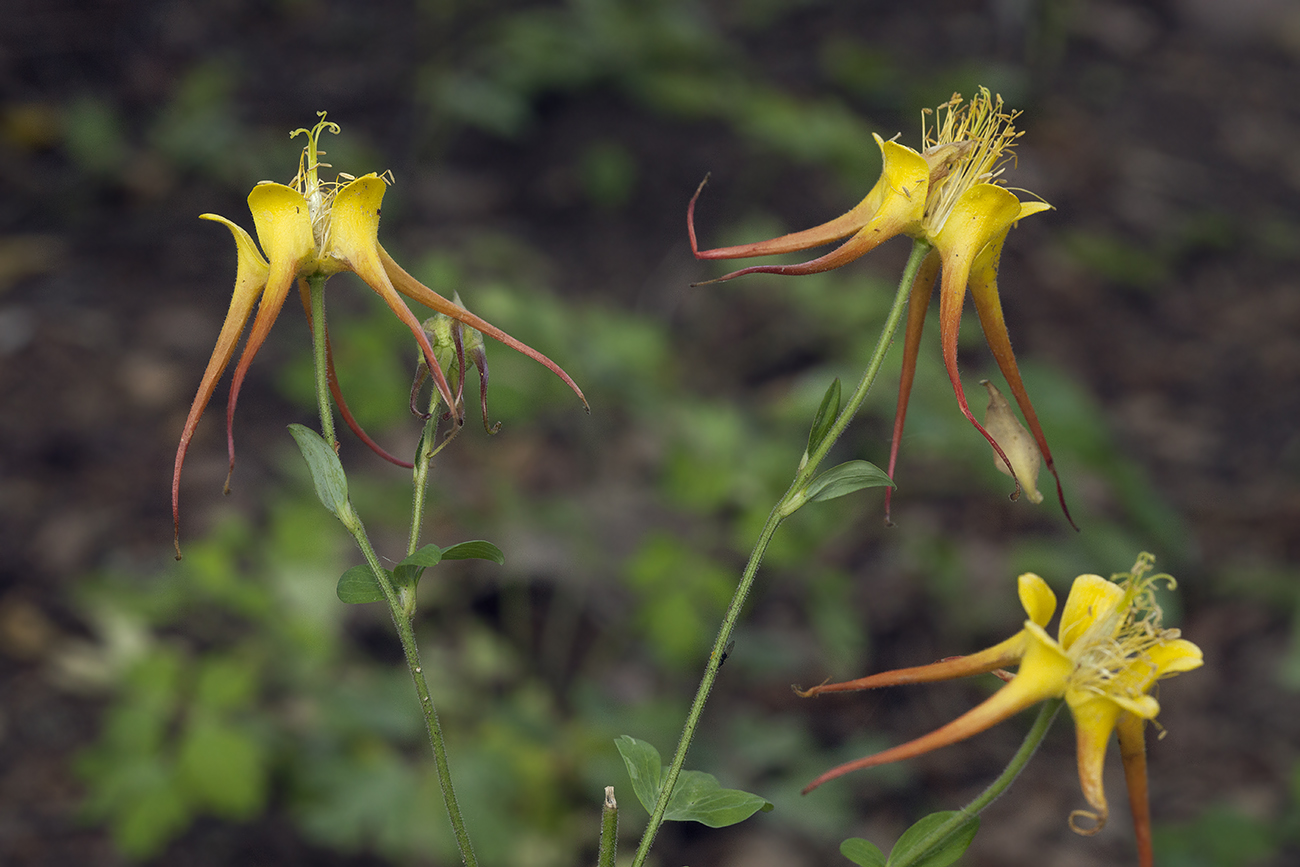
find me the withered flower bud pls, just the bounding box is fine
[981,379,1043,504]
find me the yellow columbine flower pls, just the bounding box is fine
[798,554,1202,867]
[689,89,1071,526]
[173,114,586,555]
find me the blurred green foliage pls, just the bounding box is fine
[58,0,1261,863]
[62,97,130,178]
[75,225,1206,860]
[1061,229,1171,291]
[1153,805,1279,867]
[75,500,600,865]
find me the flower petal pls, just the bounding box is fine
[1100,637,1202,715]
[1148,638,1204,677]
[931,183,1025,496]
[1058,574,1124,652]
[222,183,316,487]
[249,183,316,268]
[173,214,270,557]
[1018,572,1057,627]
[326,175,461,418]
[1117,713,1154,867]
[803,629,1069,793]
[1065,691,1125,834]
[378,244,589,410]
[797,631,1028,698]
[967,203,1075,527]
[883,249,940,523]
[1017,621,1075,697]
[1108,692,1162,720]
[294,277,414,469]
[692,136,929,282]
[690,179,876,261]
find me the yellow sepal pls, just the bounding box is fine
[1017,572,1057,628]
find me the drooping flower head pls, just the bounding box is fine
[797,554,1202,867]
[173,114,586,556]
[689,89,1071,527]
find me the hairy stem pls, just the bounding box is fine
[307,296,479,867]
[629,239,932,867]
[796,239,932,491]
[598,787,619,867]
[352,526,480,867]
[307,274,337,449]
[889,698,1063,867]
[408,391,441,559]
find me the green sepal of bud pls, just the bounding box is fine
[412,293,496,432]
[419,313,459,381]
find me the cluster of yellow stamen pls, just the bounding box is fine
[920,88,1024,233]
[280,113,393,255]
[1068,553,1182,707]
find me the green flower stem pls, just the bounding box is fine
[407,394,441,559]
[629,239,933,867]
[890,698,1064,867]
[306,296,479,867]
[349,523,480,867]
[598,786,619,867]
[795,239,931,492]
[307,274,337,449]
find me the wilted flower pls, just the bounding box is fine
[689,89,1070,524]
[173,114,585,555]
[798,554,1201,867]
[981,379,1042,503]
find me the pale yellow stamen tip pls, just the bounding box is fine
[281,114,394,253]
[1069,554,1183,706]
[920,87,1024,233]
[289,112,343,249]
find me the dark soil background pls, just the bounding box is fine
[3,1,1300,866]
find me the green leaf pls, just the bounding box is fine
[369,542,500,601]
[841,838,887,867]
[440,540,505,565]
[614,735,662,816]
[887,812,979,867]
[287,424,354,524]
[392,563,422,590]
[805,460,894,504]
[663,769,772,827]
[806,377,842,457]
[613,736,771,829]
[387,544,445,593]
[399,543,443,569]
[336,564,388,604]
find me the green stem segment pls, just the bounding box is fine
[408,392,441,559]
[307,275,337,449]
[306,288,479,867]
[598,787,619,867]
[629,239,934,867]
[350,525,480,867]
[796,238,931,492]
[890,699,1064,867]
